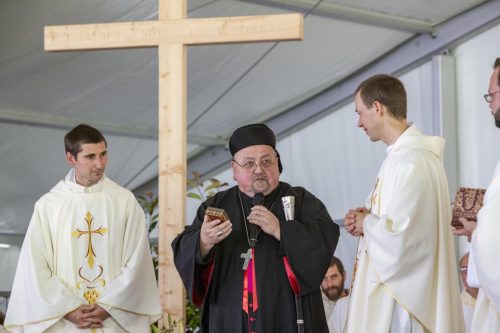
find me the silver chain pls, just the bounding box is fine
[237,189,255,247]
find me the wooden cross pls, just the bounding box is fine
[44,0,303,328]
[72,211,108,269]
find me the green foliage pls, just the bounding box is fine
[164,314,180,333]
[138,172,227,333]
[187,172,228,202]
[185,299,201,330]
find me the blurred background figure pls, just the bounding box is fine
[459,252,478,333]
[321,256,349,332]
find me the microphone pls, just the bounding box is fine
[250,192,264,247]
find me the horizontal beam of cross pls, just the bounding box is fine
[45,14,303,51]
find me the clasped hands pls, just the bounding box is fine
[344,207,369,237]
[64,304,110,329]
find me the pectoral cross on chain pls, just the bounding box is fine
[240,248,253,270]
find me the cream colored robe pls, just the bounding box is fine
[470,161,500,333]
[5,170,162,332]
[461,290,475,333]
[345,126,464,333]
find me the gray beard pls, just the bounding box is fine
[495,108,500,128]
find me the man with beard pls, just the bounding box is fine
[172,123,340,333]
[454,58,500,332]
[321,256,348,325]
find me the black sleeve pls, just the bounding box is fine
[280,187,340,296]
[171,198,214,305]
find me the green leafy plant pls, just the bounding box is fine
[187,172,228,201]
[138,172,228,333]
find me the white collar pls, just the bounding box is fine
[64,169,105,193]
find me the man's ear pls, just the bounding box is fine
[66,152,76,166]
[231,161,237,181]
[373,100,384,115]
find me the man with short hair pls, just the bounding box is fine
[172,123,340,333]
[5,124,161,332]
[343,74,464,332]
[321,256,349,333]
[321,256,348,321]
[454,58,500,332]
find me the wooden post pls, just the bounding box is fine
[44,0,303,328]
[157,0,187,327]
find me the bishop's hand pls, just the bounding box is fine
[248,205,280,240]
[200,215,232,257]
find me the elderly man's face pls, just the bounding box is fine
[459,253,478,298]
[488,67,500,127]
[232,145,280,196]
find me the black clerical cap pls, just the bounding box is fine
[229,123,283,173]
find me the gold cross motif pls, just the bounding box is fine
[72,211,108,269]
[369,178,379,213]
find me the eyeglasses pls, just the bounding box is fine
[484,90,500,103]
[232,157,278,171]
[458,267,467,273]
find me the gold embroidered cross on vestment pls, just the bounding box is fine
[72,211,108,269]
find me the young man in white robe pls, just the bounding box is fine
[343,74,465,332]
[454,58,500,333]
[4,124,162,332]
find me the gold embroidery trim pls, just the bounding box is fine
[343,178,381,332]
[97,301,164,317]
[367,252,432,333]
[3,305,81,329]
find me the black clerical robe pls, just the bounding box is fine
[172,182,339,333]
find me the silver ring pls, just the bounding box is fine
[216,231,223,237]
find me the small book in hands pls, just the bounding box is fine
[205,207,229,222]
[451,187,486,229]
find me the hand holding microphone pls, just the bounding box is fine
[249,192,281,242]
[248,193,264,247]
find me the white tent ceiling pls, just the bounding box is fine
[0,0,498,245]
